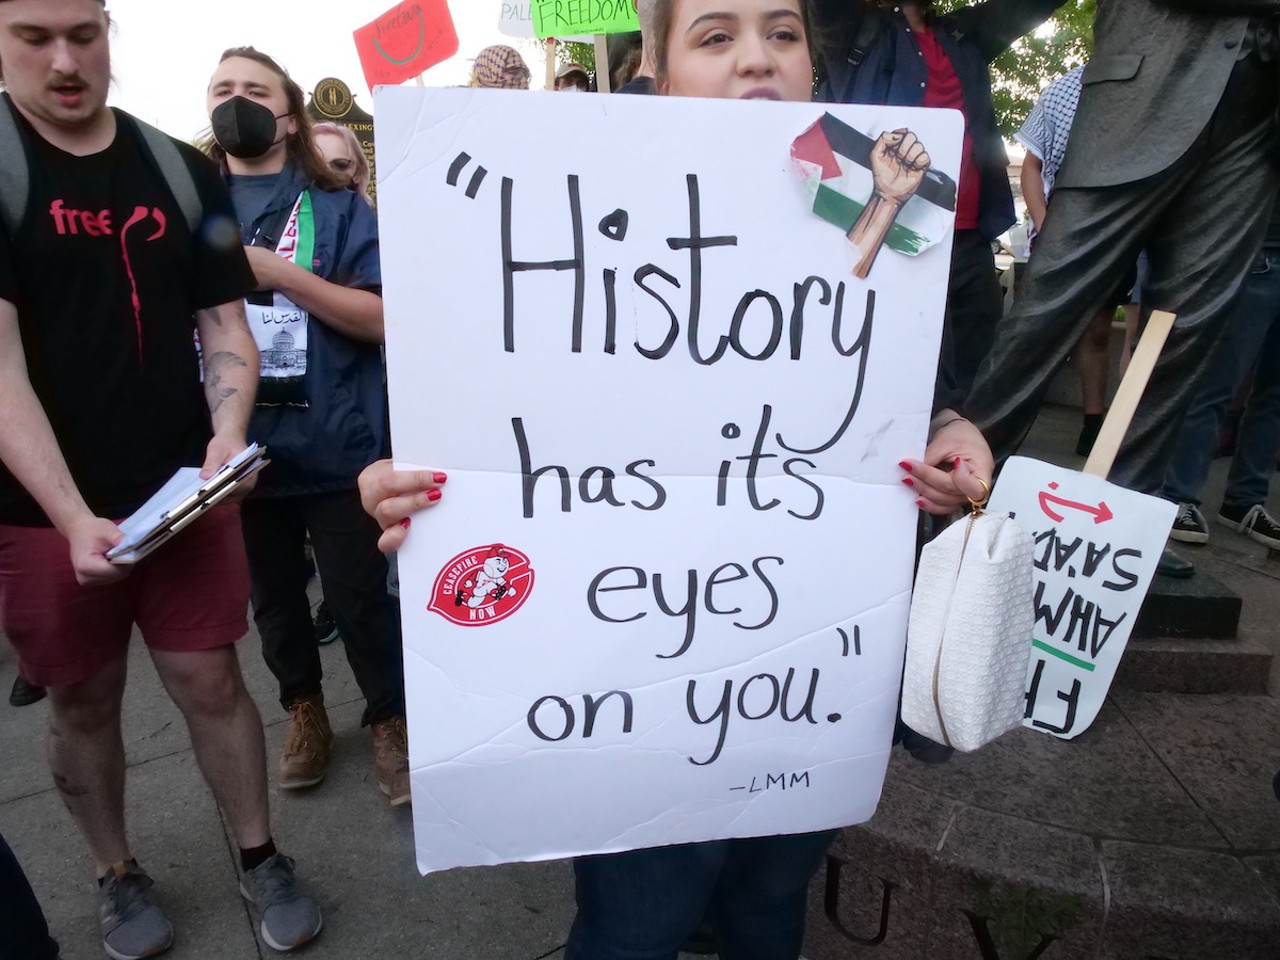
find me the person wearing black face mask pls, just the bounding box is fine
[203,47,411,809]
[209,93,289,160]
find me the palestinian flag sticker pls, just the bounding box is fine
[792,113,957,278]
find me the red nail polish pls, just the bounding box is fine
[916,498,927,509]
[901,477,915,487]
[427,488,442,502]
[953,457,962,469]
[433,471,448,484]
[898,460,912,471]
[399,518,411,529]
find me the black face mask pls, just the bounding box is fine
[211,96,285,159]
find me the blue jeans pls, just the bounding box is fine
[564,831,836,960]
[1162,242,1280,509]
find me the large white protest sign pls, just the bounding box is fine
[375,88,962,873]
[987,456,1176,739]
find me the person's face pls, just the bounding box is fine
[555,73,589,92]
[206,55,296,159]
[314,130,357,186]
[661,0,812,102]
[0,0,111,135]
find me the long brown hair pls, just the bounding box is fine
[649,0,818,91]
[201,46,344,191]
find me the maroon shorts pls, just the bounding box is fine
[0,503,250,688]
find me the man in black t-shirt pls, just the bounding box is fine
[0,1,321,956]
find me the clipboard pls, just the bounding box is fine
[107,444,269,564]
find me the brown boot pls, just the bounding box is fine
[280,695,333,789]
[371,716,410,806]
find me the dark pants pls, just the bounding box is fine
[0,833,58,960]
[565,831,836,960]
[946,229,1005,400]
[241,489,404,726]
[1162,241,1280,510]
[966,57,1280,494]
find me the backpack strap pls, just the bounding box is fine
[0,100,29,237]
[0,103,203,238]
[846,4,885,71]
[131,118,203,235]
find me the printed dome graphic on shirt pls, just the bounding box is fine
[260,329,307,372]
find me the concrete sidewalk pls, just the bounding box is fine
[1,611,580,960]
[2,402,1277,959]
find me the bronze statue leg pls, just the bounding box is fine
[967,87,1278,495]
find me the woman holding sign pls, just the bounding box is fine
[361,0,992,956]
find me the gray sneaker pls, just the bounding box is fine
[239,854,322,952]
[98,861,174,960]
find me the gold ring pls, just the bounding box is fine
[967,476,991,512]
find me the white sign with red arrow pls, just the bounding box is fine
[987,456,1175,739]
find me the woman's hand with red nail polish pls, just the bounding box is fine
[358,458,449,553]
[899,410,995,515]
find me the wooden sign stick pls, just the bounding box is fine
[594,34,612,93]
[1082,309,1176,479]
[545,37,557,91]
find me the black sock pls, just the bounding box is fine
[1082,412,1105,429]
[240,840,277,872]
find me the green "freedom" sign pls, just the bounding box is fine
[532,0,639,37]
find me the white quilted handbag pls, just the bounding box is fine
[901,503,1035,752]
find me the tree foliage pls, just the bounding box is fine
[513,39,597,89]
[562,40,598,78]
[936,0,1096,136]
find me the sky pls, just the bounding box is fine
[104,0,548,140]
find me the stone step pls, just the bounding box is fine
[1115,633,1273,694]
[804,696,1280,960]
[1133,567,1242,640]
[1117,568,1269,693]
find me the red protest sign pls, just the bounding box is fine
[353,0,459,88]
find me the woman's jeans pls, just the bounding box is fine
[565,830,837,960]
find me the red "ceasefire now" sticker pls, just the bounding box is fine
[428,543,536,627]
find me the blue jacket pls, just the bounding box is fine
[815,0,1067,241]
[237,163,387,497]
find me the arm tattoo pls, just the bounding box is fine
[204,351,249,413]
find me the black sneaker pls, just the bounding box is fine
[1169,503,1209,544]
[899,726,954,764]
[9,675,46,707]
[312,602,338,646]
[1218,503,1280,549]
